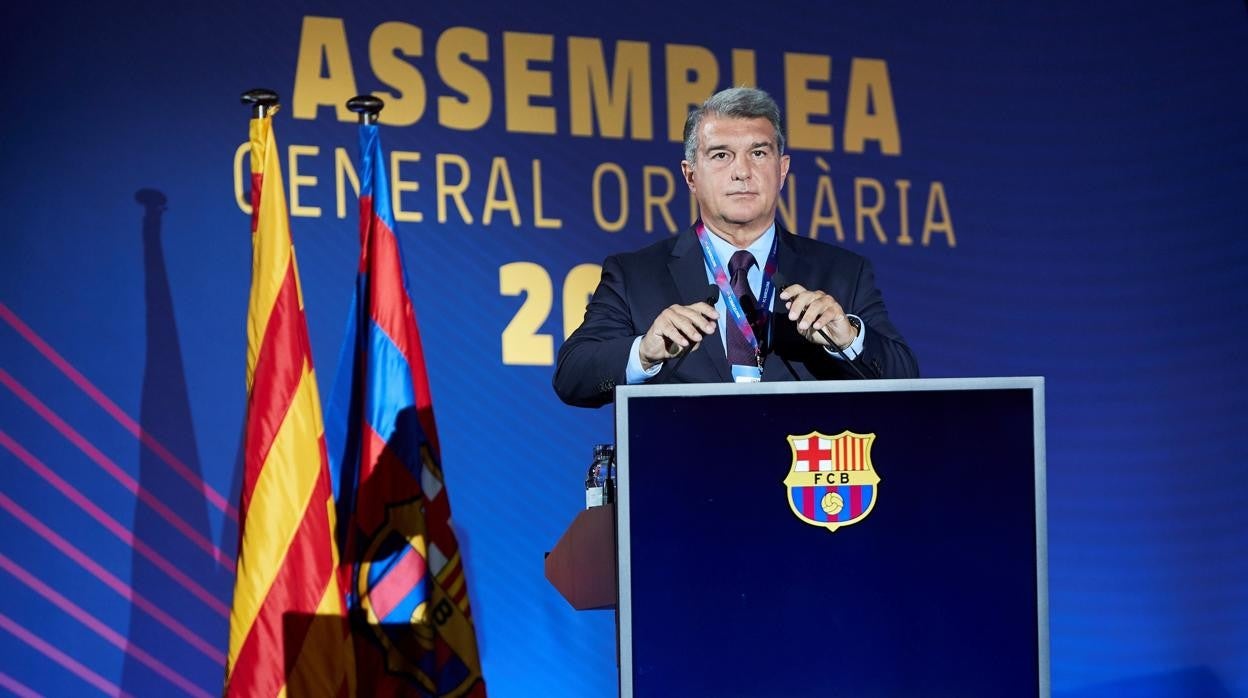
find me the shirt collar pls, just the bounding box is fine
[704,222,776,269]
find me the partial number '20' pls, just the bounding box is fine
[500,262,602,366]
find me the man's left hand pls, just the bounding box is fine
[778,283,858,349]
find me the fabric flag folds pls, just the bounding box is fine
[326,122,486,697]
[226,113,352,697]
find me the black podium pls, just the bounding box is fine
[550,378,1048,697]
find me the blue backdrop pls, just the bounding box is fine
[1,1,1245,696]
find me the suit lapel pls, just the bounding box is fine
[774,225,808,287]
[668,226,732,382]
[764,227,808,380]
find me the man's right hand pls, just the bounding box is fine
[638,302,719,370]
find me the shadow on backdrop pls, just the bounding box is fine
[280,612,483,697]
[121,189,228,695]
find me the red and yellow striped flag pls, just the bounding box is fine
[226,112,352,697]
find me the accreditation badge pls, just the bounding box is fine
[731,364,762,383]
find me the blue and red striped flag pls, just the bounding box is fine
[227,112,352,697]
[326,121,486,697]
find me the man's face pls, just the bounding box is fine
[681,115,791,241]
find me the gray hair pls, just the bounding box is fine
[682,86,786,163]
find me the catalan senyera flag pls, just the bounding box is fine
[325,120,486,697]
[226,112,352,697]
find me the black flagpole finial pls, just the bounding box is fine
[346,95,385,124]
[241,89,280,118]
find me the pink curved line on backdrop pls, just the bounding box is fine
[0,671,43,698]
[0,431,230,618]
[0,303,237,521]
[0,491,225,665]
[0,554,213,698]
[0,369,233,572]
[0,612,134,698]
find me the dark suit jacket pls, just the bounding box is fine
[553,224,919,407]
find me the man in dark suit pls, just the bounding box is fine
[554,87,918,408]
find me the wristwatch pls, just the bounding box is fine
[840,315,861,351]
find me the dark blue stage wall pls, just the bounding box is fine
[1,1,1245,696]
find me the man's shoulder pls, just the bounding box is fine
[605,231,686,268]
[602,225,872,270]
[779,228,869,266]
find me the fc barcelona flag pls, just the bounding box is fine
[226,100,352,697]
[327,107,487,697]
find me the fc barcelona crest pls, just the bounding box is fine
[784,431,881,533]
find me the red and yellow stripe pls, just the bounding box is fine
[226,115,351,698]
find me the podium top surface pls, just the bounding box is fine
[616,375,1045,400]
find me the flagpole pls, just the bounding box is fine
[346,95,384,124]
[240,88,279,117]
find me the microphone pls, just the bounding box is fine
[703,283,720,306]
[771,272,868,379]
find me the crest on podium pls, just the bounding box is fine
[783,431,881,533]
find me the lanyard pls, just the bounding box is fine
[693,221,779,369]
